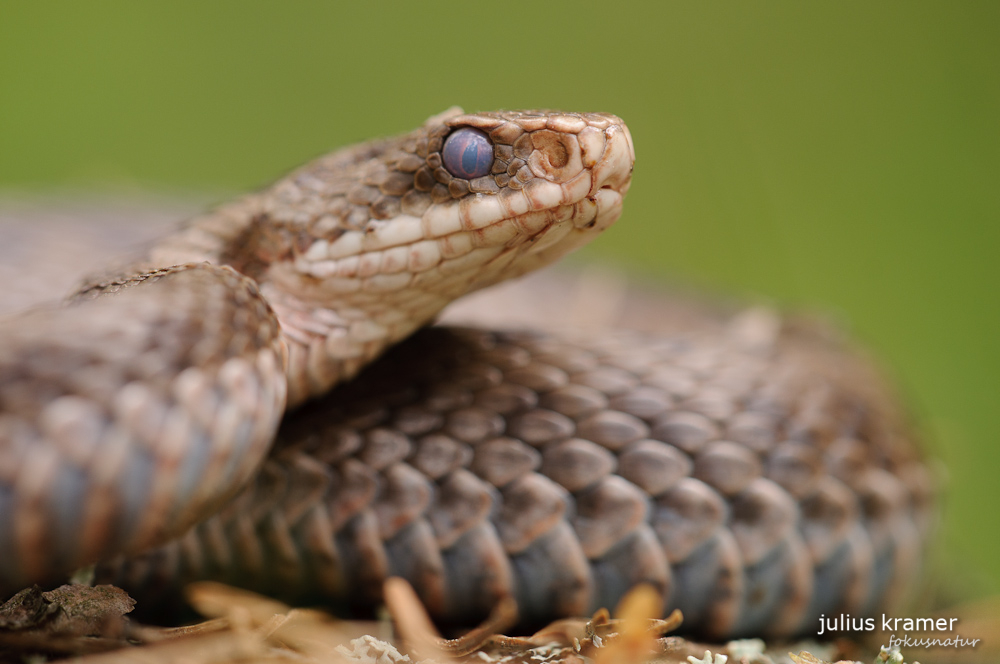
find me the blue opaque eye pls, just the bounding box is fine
[442,127,493,180]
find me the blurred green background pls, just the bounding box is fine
[1,2,998,597]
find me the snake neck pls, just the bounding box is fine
[137,195,393,408]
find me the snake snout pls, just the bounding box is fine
[588,122,635,197]
[517,112,635,199]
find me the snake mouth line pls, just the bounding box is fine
[503,186,624,253]
[429,187,626,299]
[290,186,626,287]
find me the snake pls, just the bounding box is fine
[0,108,933,641]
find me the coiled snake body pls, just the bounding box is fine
[0,109,932,640]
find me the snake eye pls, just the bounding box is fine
[442,127,493,180]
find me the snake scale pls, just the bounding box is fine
[0,108,933,640]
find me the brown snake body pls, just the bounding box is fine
[0,109,933,640]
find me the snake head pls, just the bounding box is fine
[265,108,635,288]
[155,108,634,403]
[269,107,635,294]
